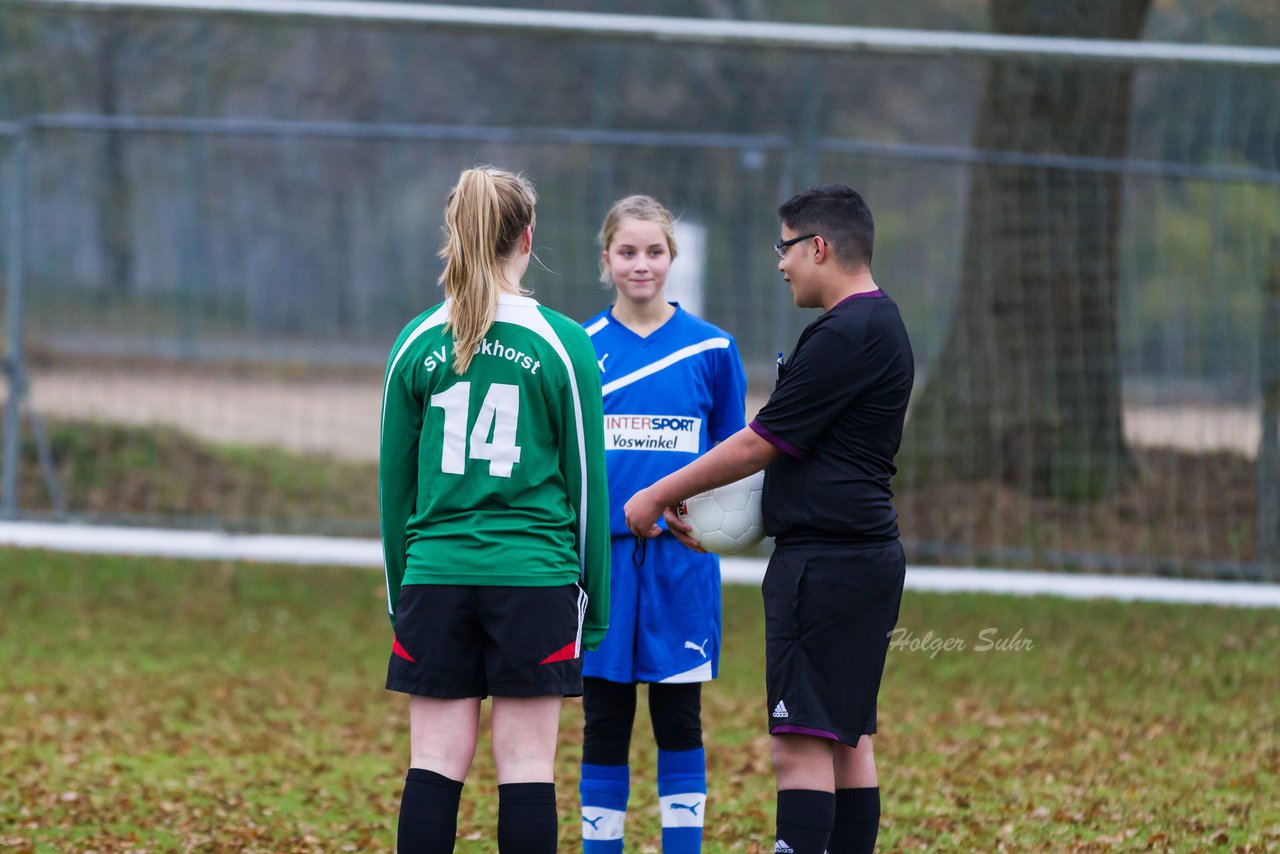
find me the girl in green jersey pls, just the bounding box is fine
[380,166,610,853]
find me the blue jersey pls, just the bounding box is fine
[582,303,747,683]
[584,304,748,537]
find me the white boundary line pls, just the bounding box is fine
[0,521,383,566]
[3,521,1279,609]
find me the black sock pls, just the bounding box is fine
[829,787,880,854]
[775,789,835,854]
[397,768,464,854]
[497,781,557,854]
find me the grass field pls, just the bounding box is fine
[1,548,1277,852]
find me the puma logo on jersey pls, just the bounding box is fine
[583,815,603,830]
[772,700,789,719]
[670,801,701,816]
[598,354,610,372]
[684,638,709,658]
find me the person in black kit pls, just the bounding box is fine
[624,184,914,854]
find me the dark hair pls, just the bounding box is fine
[777,184,874,269]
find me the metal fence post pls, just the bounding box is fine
[1258,237,1280,575]
[2,129,27,519]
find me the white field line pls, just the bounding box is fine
[3,521,1278,609]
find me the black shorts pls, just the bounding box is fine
[386,583,587,699]
[762,541,905,747]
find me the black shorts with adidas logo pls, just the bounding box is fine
[762,541,905,746]
[386,582,588,699]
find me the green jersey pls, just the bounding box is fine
[379,294,611,650]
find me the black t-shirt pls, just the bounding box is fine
[749,291,914,544]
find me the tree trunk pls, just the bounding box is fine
[907,0,1151,499]
[1258,239,1280,572]
[95,21,133,299]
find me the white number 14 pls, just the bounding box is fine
[430,382,523,478]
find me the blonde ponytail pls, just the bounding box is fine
[438,166,537,374]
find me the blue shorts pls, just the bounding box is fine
[583,534,721,684]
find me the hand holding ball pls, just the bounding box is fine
[675,472,766,555]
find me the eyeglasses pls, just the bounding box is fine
[773,233,818,259]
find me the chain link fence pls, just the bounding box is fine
[2,1,1278,577]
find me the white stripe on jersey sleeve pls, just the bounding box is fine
[493,297,592,580]
[379,301,450,617]
[584,316,609,337]
[601,337,730,397]
[380,301,450,446]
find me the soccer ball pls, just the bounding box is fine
[676,471,766,555]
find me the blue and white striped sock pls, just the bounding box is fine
[581,762,629,853]
[658,748,706,854]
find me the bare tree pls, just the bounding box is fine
[907,0,1152,499]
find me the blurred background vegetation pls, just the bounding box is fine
[1,0,1277,575]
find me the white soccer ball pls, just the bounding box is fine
[676,471,766,555]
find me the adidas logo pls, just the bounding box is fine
[774,840,795,853]
[771,700,789,719]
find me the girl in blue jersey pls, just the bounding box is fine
[579,196,747,853]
